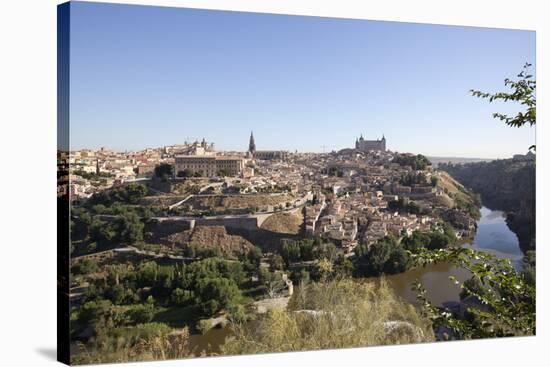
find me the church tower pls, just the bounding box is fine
[248,131,256,153]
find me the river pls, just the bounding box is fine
[386,206,522,306]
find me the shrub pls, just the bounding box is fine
[196,319,213,335]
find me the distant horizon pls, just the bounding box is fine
[68,2,536,159]
[70,137,531,160]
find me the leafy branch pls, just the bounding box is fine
[470,63,536,150]
[410,247,535,339]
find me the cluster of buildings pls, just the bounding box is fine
[66,133,292,200]
[265,136,448,252]
[172,132,289,178]
[67,147,148,199]
[68,133,475,254]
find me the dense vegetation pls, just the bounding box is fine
[354,235,410,276]
[86,183,148,207]
[73,170,113,180]
[70,184,173,255]
[281,238,337,265]
[70,251,271,363]
[392,154,431,170]
[402,226,458,251]
[71,209,145,255]
[399,171,428,186]
[154,163,174,179]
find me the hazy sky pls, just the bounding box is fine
[69,1,536,158]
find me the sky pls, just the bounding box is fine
[68,1,536,158]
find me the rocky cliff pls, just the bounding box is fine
[439,159,536,251]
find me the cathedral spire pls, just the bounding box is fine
[248,131,256,153]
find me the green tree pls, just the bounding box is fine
[246,246,263,267]
[89,218,117,246]
[171,288,195,306]
[126,296,155,324]
[197,278,241,316]
[227,303,248,324]
[125,183,148,204]
[105,284,126,305]
[77,299,113,330]
[196,319,213,335]
[333,254,354,278]
[393,154,431,170]
[72,258,99,275]
[313,242,337,262]
[269,254,285,271]
[154,163,174,179]
[402,231,431,252]
[385,246,410,274]
[312,258,334,281]
[117,212,144,244]
[136,261,159,288]
[281,242,301,265]
[357,236,410,276]
[426,231,451,250]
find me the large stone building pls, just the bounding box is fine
[253,150,289,160]
[355,134,386,152]
[175,155,244,177]
[166,139,215,156]
[247,131,288,160]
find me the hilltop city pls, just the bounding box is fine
[60,133,479,254]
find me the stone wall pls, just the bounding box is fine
[146,218,195,236]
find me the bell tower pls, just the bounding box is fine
[248,131,256,154]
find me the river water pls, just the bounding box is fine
[386,206,522,306]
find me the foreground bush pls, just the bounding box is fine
[72,324,190,365]
[222,279,433,354]
[411,247,536,339]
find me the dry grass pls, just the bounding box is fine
[223,278,434,355]
[260,212,303,234]
[187,226,255,257]
[72,328,191,365]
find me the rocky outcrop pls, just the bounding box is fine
[439,159,536,251]
[260,212,303,234]
[166,225,255,258]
